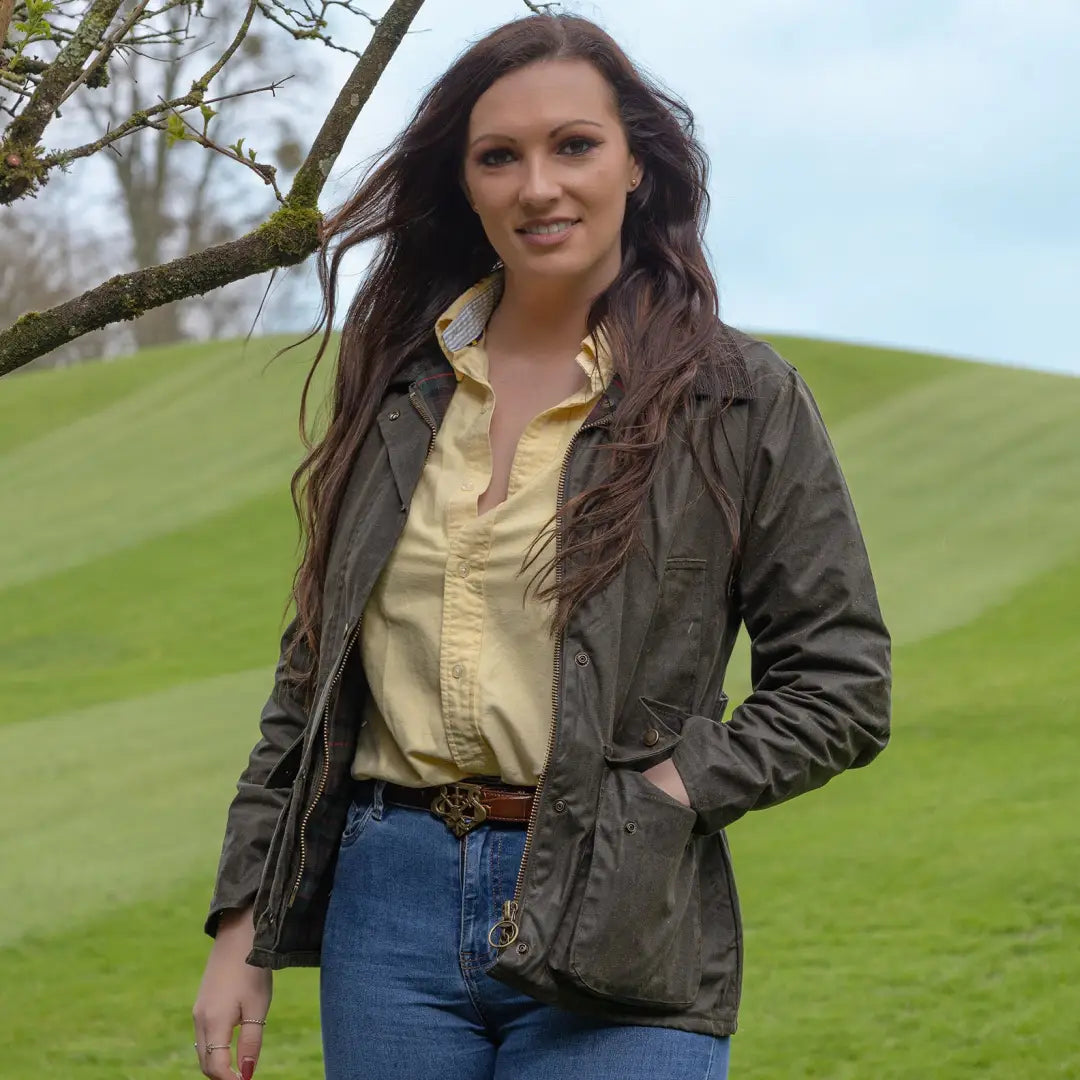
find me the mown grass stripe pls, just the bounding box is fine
[0,487,296,727]
[0,339,324,591]
[833,365,1080,645]
[0,668,272,949]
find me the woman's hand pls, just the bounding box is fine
[192,906,272,1080]
[640,758,692,807]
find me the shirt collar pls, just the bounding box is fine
[435,269,614,395]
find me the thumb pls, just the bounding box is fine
[236,1021,265,1080]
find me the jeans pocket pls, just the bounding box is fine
[338,795,377,852]
[559,766,702,1010]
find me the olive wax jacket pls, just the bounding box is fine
[205,328,891,1037]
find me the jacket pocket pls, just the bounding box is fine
[263,732,305,788]
[559,766,702,1010]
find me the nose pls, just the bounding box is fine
[518,152,561,207]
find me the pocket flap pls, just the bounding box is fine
[263,732,305,789]
[605,696,688,766]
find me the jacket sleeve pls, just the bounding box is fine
[670,364,891,834]
[204,616,312,936]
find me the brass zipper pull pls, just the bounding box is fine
[487,899,520,949]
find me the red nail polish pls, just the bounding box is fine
[241,1057,256,1080]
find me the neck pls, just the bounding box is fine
[488,261,615,358]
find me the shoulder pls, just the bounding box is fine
[724,325,799,400]
[699,322,802,420]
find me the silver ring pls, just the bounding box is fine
[205,1043,231,1052]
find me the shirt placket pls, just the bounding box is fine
[439,377,497,773]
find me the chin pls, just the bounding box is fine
[506,253,598,279]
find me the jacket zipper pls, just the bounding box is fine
[288,392,438,909]
[489,411,613,950]
[410,387,438,462]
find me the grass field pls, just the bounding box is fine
[1,333,1078,1079]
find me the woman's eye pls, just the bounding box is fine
[478,148,513,167]
[476,137,597,167]
[560,137,597,156]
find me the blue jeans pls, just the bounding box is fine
[320,778,731,1080]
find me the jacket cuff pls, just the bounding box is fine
[204,893,258,939]
[669,712,741,835]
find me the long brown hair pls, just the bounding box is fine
[284,12,744,697]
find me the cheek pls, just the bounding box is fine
[578,168,628,214]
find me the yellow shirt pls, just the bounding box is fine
[351,272,613,786]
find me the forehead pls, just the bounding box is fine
[468,59,618,137]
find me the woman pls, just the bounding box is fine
[193,12,891,1080]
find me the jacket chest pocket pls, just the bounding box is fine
[620,557,707,723]
[555,766,703,1010]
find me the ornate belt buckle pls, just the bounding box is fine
[430,782,489,838]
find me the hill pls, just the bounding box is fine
[1,335,1077,1079]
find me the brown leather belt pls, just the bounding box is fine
[377,778,535,838]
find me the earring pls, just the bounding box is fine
[629,177,639,190]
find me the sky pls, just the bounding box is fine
[295,0,1079,376]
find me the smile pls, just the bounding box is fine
[517,219,580,235]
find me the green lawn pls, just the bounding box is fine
[1,335,1077,1079]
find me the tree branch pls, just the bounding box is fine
[6,0,126,147]
[0,0,426,374]
[1,0,18,50]
[286,0,423,209]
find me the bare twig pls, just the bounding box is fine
[56,0,154,109]
[165,103,284,200]
[55,0,196,109]
[40,76,291,168]
[257,0,378,59]
[192,0,259,89]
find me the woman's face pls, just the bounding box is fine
[462,58,641,289]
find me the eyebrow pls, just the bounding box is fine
[468,119,604,150]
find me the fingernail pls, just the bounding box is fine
[241,1058,256,1080]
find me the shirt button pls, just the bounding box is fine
[462,480,475,492]
[642,727,660,747]
[458,562,470,578]
[452,664,464,679]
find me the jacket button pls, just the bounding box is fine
[574,652,589,667]
[642,727,660,747]
[625,821,638,834]
[554,799,567,813]
[388,410,400,421]
[516,942,530,954]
